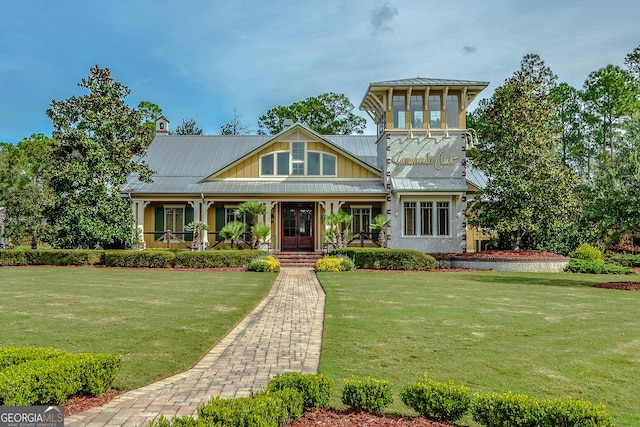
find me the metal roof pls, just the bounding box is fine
[368,77,490,87]
[123,176,386,195]
[391,177,468,192]
[465,163,488,191]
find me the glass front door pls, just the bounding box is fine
[281,203,314,251]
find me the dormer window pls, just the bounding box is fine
[159,123,165,130]
[260,142,337,177]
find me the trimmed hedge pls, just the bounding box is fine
[176,250,267,268]
[266,372,333,409]
[0,250,104,267]
[401,373,471,423]
[470,392,614,427]
[328,248,436,270]
[0,346,65,370]
[565,258,634,274]
[0,350,122,405]
[104,250,267,268]
[341,375,393,414]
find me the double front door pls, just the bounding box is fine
[281,203,314,251]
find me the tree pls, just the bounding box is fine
[221,107,250,135]
[582,64,639,157]
[137,101,163,133]
[45,65,153,248]
[470,54,582,253]
[0,135,53,246]
[220,221,246,249]
[258,92,366,135]
[624,45,640,80]
[174,118,203,135]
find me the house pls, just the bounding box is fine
[123,77,489,253]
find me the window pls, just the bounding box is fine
[403,200,450,237]
[437,202,450,236]
[261,153,274,175]
[351,208,371,236]
[393,95,406,128]
[225,207,246,225]
[428,95,441,128]
[292,142,305,175]
[259,144,337,177]
[308,152,320,175]
[323,153,336,175]
[404,202,416,236]
[446,95,460,128]
[165,207,184,232]
[410,95,424,129]
[277,152,290,175]
[420,202,433,236]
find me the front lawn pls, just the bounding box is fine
[0,267,275,391]
[317,271,640,427]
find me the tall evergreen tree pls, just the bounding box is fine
[470,54,582,253]
[45,65,153,248]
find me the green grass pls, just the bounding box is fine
[317,271,640,427]
[0,267,275,391]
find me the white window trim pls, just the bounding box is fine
[258,146,338,178]
[402,199,451,238]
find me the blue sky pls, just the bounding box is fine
[1,0,639,143]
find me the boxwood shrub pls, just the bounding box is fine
[266,372,333,409]
[328,248,435,270]
[0,250,104,267]
[341,375,393,414]
[0,350,122,405]
[470,391,614,427]
[0,346,65,370]
[400,373,471,423]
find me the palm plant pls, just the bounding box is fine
[220,221,246,249]
[338,210,354,247]
[370,214,391,248]
[185,221,209,251]
[252,223,271,250]
[236,200,266,249]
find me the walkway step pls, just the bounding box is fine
[275,252,324,267]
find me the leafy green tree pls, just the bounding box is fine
[174,118,203,135]
[624,45,640,80]
[219,221,246,249]
[0,135,53,246]
[470,54,582,253]
[584,111,640,246]
[137,101,163,133]
[258,92,366,135]
[45,65,153,249]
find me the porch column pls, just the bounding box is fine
[131,200,149,245]
[204,201,216,247]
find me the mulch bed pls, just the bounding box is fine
[64,389,121,416]
[288,408,457,427]
[593,282,640,291]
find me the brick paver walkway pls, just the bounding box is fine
[66,267,325,426]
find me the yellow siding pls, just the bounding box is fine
[215,140,378,179]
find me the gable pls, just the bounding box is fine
[204,125,380,181]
